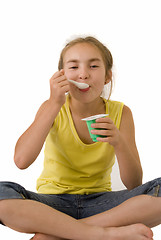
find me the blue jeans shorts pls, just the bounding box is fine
[0,178,161,224]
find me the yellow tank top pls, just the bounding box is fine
[36,96,124,194]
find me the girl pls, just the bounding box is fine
[1,36,161,240]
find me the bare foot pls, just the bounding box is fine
[30,224,153,240]
[30,233,63,240]
[104,223,153,240]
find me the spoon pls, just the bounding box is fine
[68,79,89,89]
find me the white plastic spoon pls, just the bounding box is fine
[68,79,89,89]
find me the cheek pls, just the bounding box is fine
[94,76,105,89]
[63,67,68,76]
[64,69,76,79]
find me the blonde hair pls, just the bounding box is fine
[58,36,113,100]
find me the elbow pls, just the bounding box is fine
[127,176,143,190]
[136,167,143,186]
[122,171,143,190]
[14,154,28,170]
[127,180,142,190]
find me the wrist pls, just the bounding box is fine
[45,99,61,119]
[113,133,123,150]
[48,96,62,110]
[48,95,65,109]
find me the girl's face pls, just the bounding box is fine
[63,43,108,103]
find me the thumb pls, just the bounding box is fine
[60,69,64,75]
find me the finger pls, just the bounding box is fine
[51,70,63,79]
[91,129,112,136]
[54,74,67,83]
[60,69,65,75]
[50,70,67,83]
[91,122,113,130]
[51,80,69,94]
[58,80,69,88]
[59,84,70,94]
[96,136,111,142]
[50,75,67,88]
[96,117,113,124]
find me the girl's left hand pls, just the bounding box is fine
[90,117,121,147]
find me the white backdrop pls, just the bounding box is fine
[0,0,161,239]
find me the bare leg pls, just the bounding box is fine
[0,199,153,240]
[0,199,103,240]
[31,225,153,240]
[30,233,63,240]
[81,195,161,228]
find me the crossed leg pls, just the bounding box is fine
[82,195,161,228]
[30,194,161,240]
[0,194,156,240]
[31,224,153,240]
[0,197,154,240]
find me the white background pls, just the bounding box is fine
[0,0,161,239]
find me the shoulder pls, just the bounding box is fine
[107,99,134,131]
[122,105,134,121]
[107,99,124,114]
[107,99,133,119]
[107,99,124,128]
[108,99,123,106]
[120,105,135,132]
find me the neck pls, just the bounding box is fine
[69,95,106,118]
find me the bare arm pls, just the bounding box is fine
[14,70,69,169]
[14,100,60,169]
[114,105,143,189]
[91,105,142,190]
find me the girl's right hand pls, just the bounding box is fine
[49,70,69,107]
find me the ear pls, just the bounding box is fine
[104,70,112,85]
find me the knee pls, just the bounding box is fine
[0,199,10,222]
[0,198,23,225]
[0,199,12,214]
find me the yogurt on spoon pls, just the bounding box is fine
[68,79,89,90]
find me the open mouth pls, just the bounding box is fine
[79,87,90,92]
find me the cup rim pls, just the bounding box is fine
[81,114,109,121]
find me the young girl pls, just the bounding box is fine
[1,36,161,240]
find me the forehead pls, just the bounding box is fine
[63,42,103,63]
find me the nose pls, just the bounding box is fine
[78,66,89,80]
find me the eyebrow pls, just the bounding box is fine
[66,58,101,64]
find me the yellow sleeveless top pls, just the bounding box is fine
[36,96,124,194]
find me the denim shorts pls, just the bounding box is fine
[0,178,161,224]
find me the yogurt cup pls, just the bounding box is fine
[82,114,109,142]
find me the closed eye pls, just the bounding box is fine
[69,66,78,69]
[90,65,99,68]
